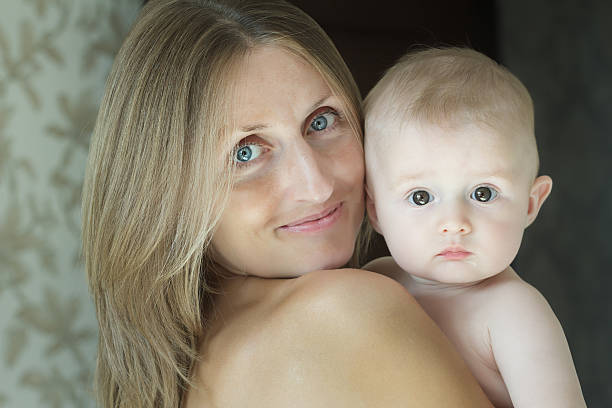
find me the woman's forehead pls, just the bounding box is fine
[228,46,336,130]
[235,48,329,101]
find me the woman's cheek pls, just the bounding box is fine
[332,136,364,183]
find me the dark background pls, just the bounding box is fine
[287,1,611,406]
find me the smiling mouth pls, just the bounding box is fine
[279,202,343,233]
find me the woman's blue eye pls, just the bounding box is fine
[234,144,264,163]
[470,186,498,202]
[309,111,336,132]
[408,190,433,206]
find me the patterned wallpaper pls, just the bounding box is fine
[0,1,140,406]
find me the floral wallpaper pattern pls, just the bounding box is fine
[0,1,140,406]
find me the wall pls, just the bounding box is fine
[0,1,140,406]
[498,2,612,406]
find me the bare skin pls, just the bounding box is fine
[366,258,586,407]
[185,269,494,407]
[365,120,585,406]
[185,47,493,407]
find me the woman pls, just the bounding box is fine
[82,0,493,406]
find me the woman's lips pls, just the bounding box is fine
[279,203,343,233]
[438,248,472,260]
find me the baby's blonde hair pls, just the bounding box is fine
[364,47,539,175]
[81,0,363,407]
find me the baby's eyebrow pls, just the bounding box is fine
[472,170,515,181]
[389,172,429,192]
[393,172,428,185]
[389,170,515,191]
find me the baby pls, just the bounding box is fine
[363,48,585,407]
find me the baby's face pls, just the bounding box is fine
[366,122,538,284]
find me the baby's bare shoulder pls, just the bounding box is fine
[480,268,544,302]
[480,268,556,328]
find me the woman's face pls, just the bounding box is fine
[211,46,364,278]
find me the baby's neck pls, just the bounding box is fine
[407,274,490,293]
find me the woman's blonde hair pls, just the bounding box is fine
[81,0,363,406]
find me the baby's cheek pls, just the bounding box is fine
[486,216,525,269]
[383,214,427,272]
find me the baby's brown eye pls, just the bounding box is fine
[471,186,498,202]
[408,190,432,206]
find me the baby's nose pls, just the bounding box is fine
[439,218,472,235]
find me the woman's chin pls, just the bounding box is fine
[310,247,354,272]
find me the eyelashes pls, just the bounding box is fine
[470,186,498,202]
[407,190,432,206]
[306,108,339,134]
[233,140,267,167]
[231,106,343,169]
[404,185,500,207]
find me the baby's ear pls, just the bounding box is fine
[525,175,553,228]
[365,185,382,234]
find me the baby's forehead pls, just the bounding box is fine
[369,117,523,151]
[366,119,537,181]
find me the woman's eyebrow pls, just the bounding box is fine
[307,94,332,114]
[238,94,333,133]
[301,94,334,131]
[240,123,269,132]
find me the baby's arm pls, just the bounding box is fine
[488,280,585,407]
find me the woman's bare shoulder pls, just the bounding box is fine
[187,269,493,407]
[286,267,414,314]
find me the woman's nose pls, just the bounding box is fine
[283,141,334,203]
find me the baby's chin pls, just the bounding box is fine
[416,264,505,286]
